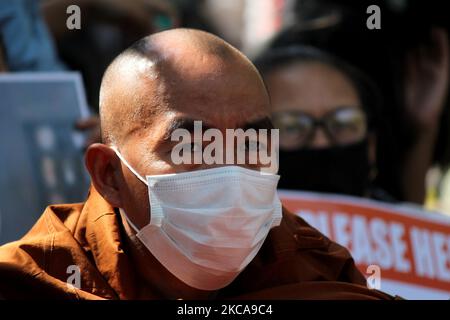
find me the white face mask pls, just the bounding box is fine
[112,147,283,291]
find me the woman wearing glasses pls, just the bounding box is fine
[255,45,394,201]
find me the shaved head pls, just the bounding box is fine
[99,28,267,146]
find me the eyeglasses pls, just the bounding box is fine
[272,107,367,149]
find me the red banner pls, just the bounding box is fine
[279,190,450,299]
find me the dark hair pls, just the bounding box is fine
[254,45,382,132]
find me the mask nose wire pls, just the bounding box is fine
[110,146,149,186]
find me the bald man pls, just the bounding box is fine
[0,29,395,300]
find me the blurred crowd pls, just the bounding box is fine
[1,0,449,213]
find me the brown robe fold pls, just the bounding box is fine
[0,185,395,300]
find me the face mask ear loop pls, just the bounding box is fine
[110,146,149,186]
[119,208,140,233]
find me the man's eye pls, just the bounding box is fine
[242,140,266,152]
[180,142,202,153]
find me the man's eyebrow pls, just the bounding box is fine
[242,116,274,131]
[162,117,213,142]
[161,116,274,143]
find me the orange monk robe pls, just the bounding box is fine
[0,185,397,300]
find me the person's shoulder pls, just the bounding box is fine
[0,186,124,299]
[222,208,399,299]
[0,202,86,299]
[271,208,343,255]
[231,281,397,300]
[0,201,84,247]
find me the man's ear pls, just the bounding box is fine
[85,143,123,208]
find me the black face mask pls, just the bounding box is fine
[278,140,371,197]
